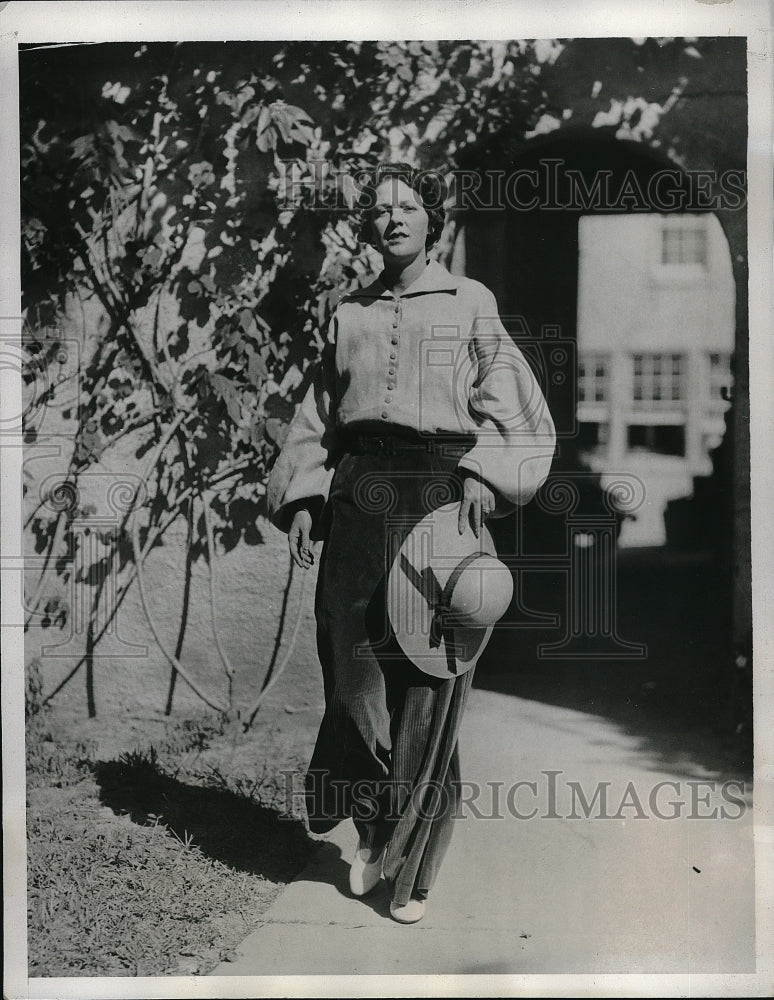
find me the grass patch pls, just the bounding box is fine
[26,712,316,977]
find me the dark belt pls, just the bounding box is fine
[340,428,474,457]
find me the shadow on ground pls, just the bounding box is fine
[297,839,396,918]
[94,753,317,881]
[474,544,752,781]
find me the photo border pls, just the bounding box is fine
[2,2,772,997]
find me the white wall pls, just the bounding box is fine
[577,213,734,354]
[576,213,735,547]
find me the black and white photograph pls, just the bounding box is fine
[2,1,773,997]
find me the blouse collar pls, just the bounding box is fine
[347,259,459,300]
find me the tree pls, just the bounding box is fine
[21,37,738,717]
[20,39,551,717]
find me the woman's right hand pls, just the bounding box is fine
[289,508,315,569]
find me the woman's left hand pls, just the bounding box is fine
[458,475,497,538]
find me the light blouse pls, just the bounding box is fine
[266,260,556,532]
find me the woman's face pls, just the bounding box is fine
[370,178,430,263]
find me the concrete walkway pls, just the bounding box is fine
[211,687,755,977]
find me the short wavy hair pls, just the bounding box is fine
[356,162,447,250]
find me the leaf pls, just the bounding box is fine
[256,104,272,133]
[246,347,268,385]
[284,104,314,125]
[218,325,239,350]
[109,121,139,143]
[255,105,276,152]
[139,245,162,269]
[256,123,277,152]
[210,373,241,424]
[239,308,258,337]
[241,104,262,127]
[282,104,316,145]
[290,121,315,145]
[70,134,96,160]
[271,107,293,144]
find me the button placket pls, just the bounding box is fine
[391,295,401,328]
[385,295,401,410]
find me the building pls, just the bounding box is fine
[576,212,734,544]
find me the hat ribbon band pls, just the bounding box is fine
[429,550,488,650]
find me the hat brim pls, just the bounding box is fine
[387,503,499,679]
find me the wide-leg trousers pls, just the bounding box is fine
[305,439,476,907]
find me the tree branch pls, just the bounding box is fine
[164,492,194,716]
[129,416,229,713]
[243,556,307,729]
[201,489,237,702]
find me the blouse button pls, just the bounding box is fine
[381,412,388,419]
[387,384,394,390]
[388,368,395,375]
[389,352,397,360]
[384,396,392,404]
[394,302,400,312]
[392,321,398,328]
[391,337,398,345]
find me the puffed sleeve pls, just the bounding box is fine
[456,286,556,514]
[265,317,339,535]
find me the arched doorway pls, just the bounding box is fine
[454,127,749,757]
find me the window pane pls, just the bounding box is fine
[661,221,708,265]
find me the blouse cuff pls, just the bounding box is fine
[271,495,327,536]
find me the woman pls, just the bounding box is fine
[267,162,555,923]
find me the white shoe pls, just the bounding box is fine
[389,898,426,924]
[348,842,384,897]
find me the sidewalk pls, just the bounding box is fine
[211,687,755,977]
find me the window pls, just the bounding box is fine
[578,421,609,452]
[632,353,684,407]
[661,219,708,265]
[577,353,609,404]
[627,424,686,457]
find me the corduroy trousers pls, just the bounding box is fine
[306,436,476,907]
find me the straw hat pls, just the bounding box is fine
[387,503,514,679]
